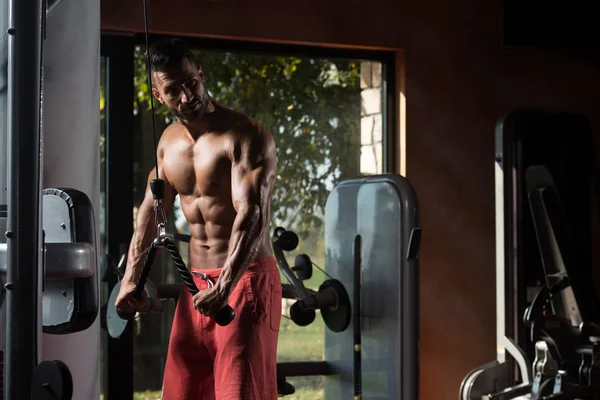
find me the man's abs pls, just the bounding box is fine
[186,215,232,268]
[185,219,272,269]
[170,161,271,269]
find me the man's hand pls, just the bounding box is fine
[193,286,230,317]
[115,281,147,315]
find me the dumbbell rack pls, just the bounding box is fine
[271,226,355,396]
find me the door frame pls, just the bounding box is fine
[101,33,135,400]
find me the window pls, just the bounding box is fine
[99,55,107,399]
[100,56,107,257]
[127,40,391,399]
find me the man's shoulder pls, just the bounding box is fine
[158,122,186,147]
[219,108,275,161]
[163,121,186,138]
[155,123,191,163]
[222,107,273,145]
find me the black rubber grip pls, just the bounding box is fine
[150,179,165,200]
[117,308,135,321]
[117,243,158,321]
[215,305,236,326]
[134,243,158,299]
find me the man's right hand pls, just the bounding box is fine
[115,281,147,314]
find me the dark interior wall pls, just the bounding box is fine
[101,0,600,398]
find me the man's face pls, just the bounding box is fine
[151,58,210,121]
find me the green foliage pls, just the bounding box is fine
[133,46,363,237]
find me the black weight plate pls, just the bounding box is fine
[106,280,129,339]
[293,254,313,280]
[31,360,73,400]
[289,301,316,326]
[274,226,285,236]
[320,279,351,333]
[279,231,299,251]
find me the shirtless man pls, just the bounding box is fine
[115,38,282,400]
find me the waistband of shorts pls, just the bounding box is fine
[190,255,279,276]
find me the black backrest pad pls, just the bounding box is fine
[42,188,98,334]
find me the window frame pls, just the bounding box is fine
[101,33,136,400]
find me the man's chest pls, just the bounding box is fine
[162,138,233,196]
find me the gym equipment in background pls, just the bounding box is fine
[323,174,421,400]
[273,174,422,399]
[459,108,600,399]
[272,226,352,332]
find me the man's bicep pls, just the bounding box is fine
[231,136,277,211]
[231,163,273,210]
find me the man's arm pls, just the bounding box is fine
[122,147,177,285]
[216,127,277,298]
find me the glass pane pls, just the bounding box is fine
[99,55,107,400]
[131,45,386,398]
[100,56,107,256]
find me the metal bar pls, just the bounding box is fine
[154,283,181,300]
[170,232,190,243]
[277,361,333,377]
[353,235,362,397]
[272,238,314,306]
[0,242,96,278]
[5,0,43,396]
[282,283,298,299]
[495,141,507,365]
[0,0,8,241]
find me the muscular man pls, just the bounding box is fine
[115,38,282,400]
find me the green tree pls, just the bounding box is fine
[133,47,362,238]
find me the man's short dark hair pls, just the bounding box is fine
[148,38,197,72]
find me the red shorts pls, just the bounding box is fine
[162,256,282,400]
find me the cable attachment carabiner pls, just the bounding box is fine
[150,178,167,245]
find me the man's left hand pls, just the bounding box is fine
[192,286,230,317]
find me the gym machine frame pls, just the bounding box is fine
[4,0,45,396]
[1,0,100,398]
